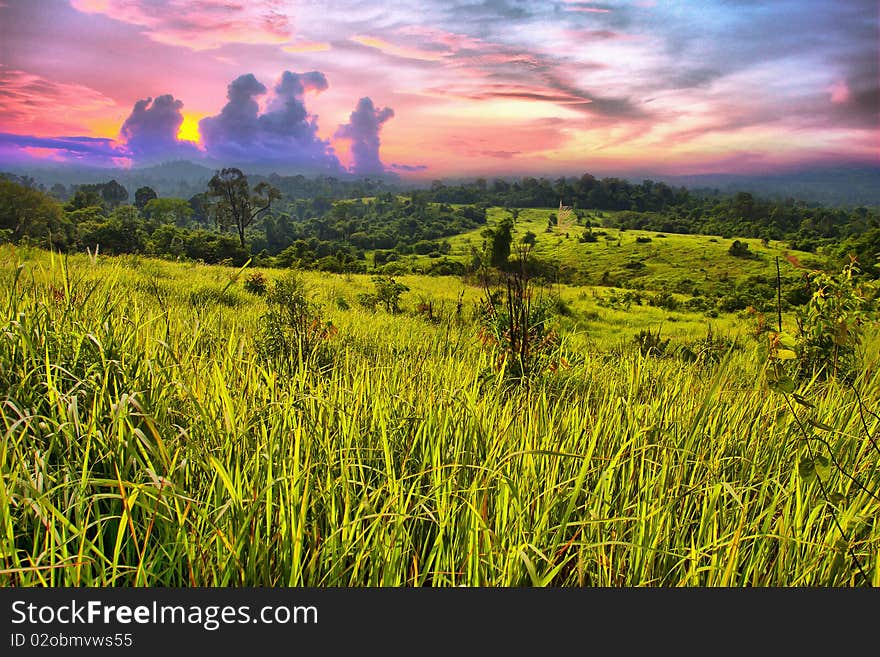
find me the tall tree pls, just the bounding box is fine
[207,168,280,248]
[101,180,129,208]
[134,186,158,211]
[0,179,72,248]
[143,197,193,226]
[49,183,68,201]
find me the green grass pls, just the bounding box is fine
[1,245,878,586]
[400,206,822,294]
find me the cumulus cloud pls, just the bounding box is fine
[335,98,395,176]
[199,71,341,171]
[119,94,200,162]
[0,64,407,175]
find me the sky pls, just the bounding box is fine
[0,0,877,179]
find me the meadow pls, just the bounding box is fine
[1,240,878,586]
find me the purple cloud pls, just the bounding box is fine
[335,97,394,176]
[0,132,124,163]
[199,71,341,171]
[120,94,200,162]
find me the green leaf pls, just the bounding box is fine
[798,454,830,481]
[798,456,816,480]
[792,393,815,409]
[776,349,797,360]
[769,376,796,394]
[828,492,846,505]
[807,417,834,432]
[777,332,798,350]
[814,454,831,479]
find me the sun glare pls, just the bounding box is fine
[177,114,202,143]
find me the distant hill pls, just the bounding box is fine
[4,160,879,207]
[654,165,880,207]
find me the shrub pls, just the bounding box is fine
[728,240,753,258]
[478,262,563,384]
[375,261,411,276]
[243,270,269,295]
[649,291,679,311]
[256,273,336,369]
[358,276,409,313]
[426,258,466,276]
[579,231,598,243]
[683,296,712,312]
[634,328,669,357]
[793,261,877,380]
[597,289,642,310]
[677,326,739,365]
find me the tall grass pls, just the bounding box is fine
[1,246,878,586]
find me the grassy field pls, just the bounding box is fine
[400,207,822,294]
[1,244,878,586]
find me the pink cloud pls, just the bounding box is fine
[350,35,446,62]
[21,146,66,161]
[394,25,484,52]
[283,41,332,54]
[69,0,292,50]
[0,68,122,136]
[441,119,570,157]
[828,80,851,104]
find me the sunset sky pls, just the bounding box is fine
[0,0,877,178]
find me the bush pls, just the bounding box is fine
[717,294,750,313]
[793,261,877,380]
[478,267,562,384]
[634,328,669,357]
[256,273,336,369]
[426,258,466,276]
[579,231,598,243]
[677,326,739,365]
[649,291,679,311]
[683,296,712,312]
[358,276,409,313]
[597,289,642,310]
[243,271,269,295]
[728,240,753,258]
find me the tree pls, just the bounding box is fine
[66,187,105,213]
[101,180,129,208]
[481,216,514,269]
[0,179,71,248]
[207,168,280,248]
[77,205,146,254]
[49,183,68,201]
[143,197,193,226]
[188,192,210,226]
[134,186,158,211]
